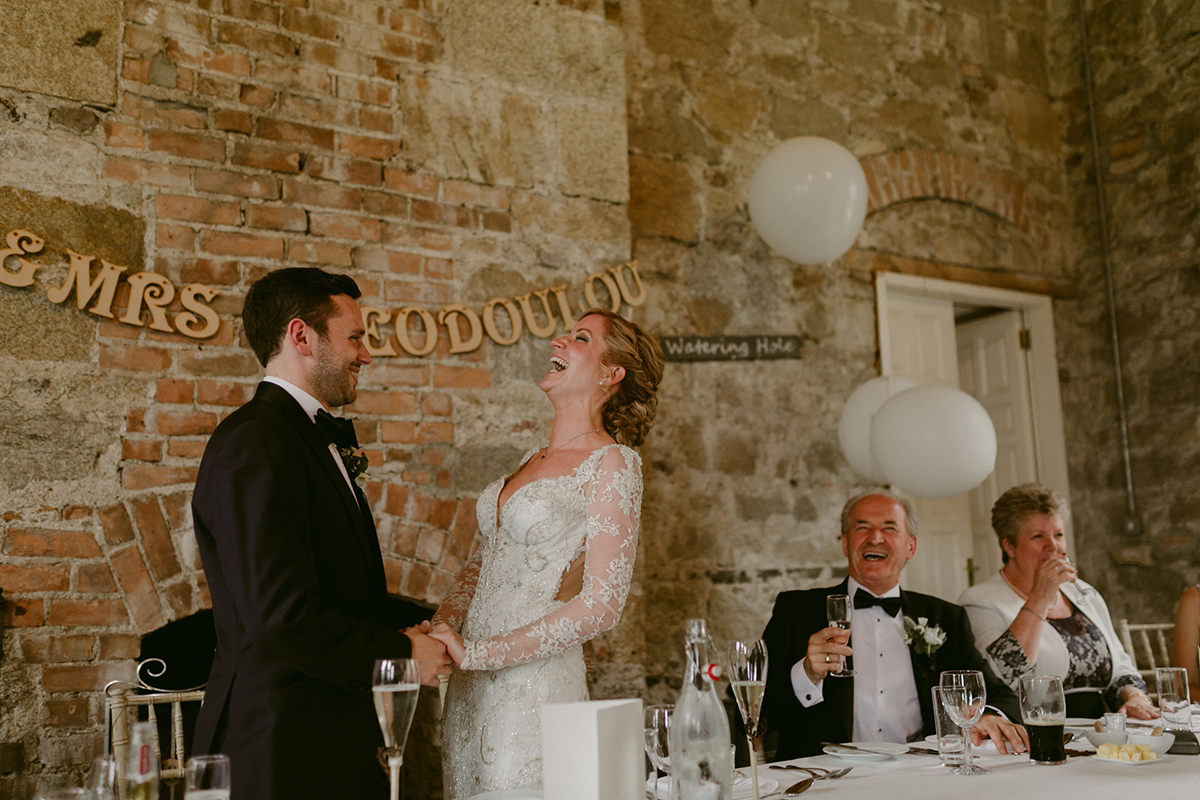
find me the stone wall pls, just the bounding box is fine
[0,0,626,794]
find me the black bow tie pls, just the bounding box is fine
[853,589,901,617]
[315,409,358,450]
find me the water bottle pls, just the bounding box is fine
[669,619,732,800]
[124,721,160,800]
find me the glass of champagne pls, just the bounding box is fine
[373,658,421,800]
[728,640,768,800]
[1156,667,1193,730]
[940,670,988,775]
[185,754,232,799]
[1018,675,1067,765]
[825,595,854,677]
[643,704,672,799]
[88,755,119,800]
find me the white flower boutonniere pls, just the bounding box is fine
[903,616,946,657]
[337,445,369,486]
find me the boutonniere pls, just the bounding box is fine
[337,446,369,485]
[903,616,946,658]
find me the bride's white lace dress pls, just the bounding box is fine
[432,444,643,800]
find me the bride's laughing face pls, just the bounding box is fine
[540,316,611,398]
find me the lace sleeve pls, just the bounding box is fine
[432,549,483,633]
[459,446,642,670]
[986,629,1035,687]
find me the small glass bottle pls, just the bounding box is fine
[669,619,732,800]
[124,721,160,800]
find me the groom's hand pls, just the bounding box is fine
[404,628,452,686]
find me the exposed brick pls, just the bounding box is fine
[104,156,190,189]
[232,141,304,173]
[98,319,140,340]
[422,392,452,416]
[110,546,168,633]
[402,561,431,598]
[165,581,196,617]
[307,155,382,186]
[433,365,491,389]
[218,21,299,58]
[124,23,166,54]
[412,199,477,229]
[239,83,277,107]
[258,118,336,149]
[46,699,90,728]
[281,8,342,40]
[127,409,147,433]
[214,108,255,133]
[289,239,354,266]
[198,380,252,405]
[105,121,144,149]
[147,130,226,162]
[384,483,409,516]
[309,212,381,241]
[129,496,183,581]
[346,390,417,416]
[0,564,69,592]
[179,349,261,376]
[99,633,141,660]
[383,279,453,305]
[121,465,199,491]
[356,246,419,274]
[3,529,102,559]
[381,222,453,251]
[415,421,453,443]
[156,194,241,225]
[224,0,280,24]
[384,168,439,197]
[62,506,92,521]
[389,9,441,42]
[98,504,135,546]
[46,599,128,628]
[99,344,172,372]
[42,663,133,693]
[196,167,280,199]
[119,93,207,129]
[121,440,162,462]
[198,74,239,100]
[199,229,285,258]
[415,529,446,563]
[359,107,393,133]
[256,60,330,95]
[180,258,241,284]
[4,597,44,627]
[424,256,453,279]
[155,378,194,404]
[282,178,362,210]
[340,133,400,161]
[362,190,408,218]
[380,421,415,443]
[157,223,196,251]
[76,563,118,593]
[337,75,391,105]
[167,440,208,458]
[148,410,218,436]
[482,210,512,233]
[443,180,510,210]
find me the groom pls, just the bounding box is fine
[760,493,1027,760]
[192,267,451,800]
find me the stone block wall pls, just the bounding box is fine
[0,0,627,793]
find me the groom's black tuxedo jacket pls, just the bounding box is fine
[760,579,1021,760]
[192,382,427,800]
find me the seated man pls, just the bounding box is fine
[761,493,1028,760]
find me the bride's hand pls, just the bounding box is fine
[430,623,467,667]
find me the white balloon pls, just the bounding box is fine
[748,136,869,264]
[838,376,918,483]
[870,385,998,499]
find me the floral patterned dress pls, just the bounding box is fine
[432,444,642,800]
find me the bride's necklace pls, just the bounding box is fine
[540,428,600,459]
[1000,566,1063,612]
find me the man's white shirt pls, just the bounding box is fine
[790,577,923,743]
[264,377,360,506]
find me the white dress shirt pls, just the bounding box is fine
[263,377,359,505]
[790,577,923,743]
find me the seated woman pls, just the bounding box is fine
[959,484,1156,719]
[1172,586,1200,701]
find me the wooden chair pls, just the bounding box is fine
[1116,619,1174,698]
[104,658,206,789]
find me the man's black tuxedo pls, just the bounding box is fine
[192,382,427,800]
[760,579,1021,760]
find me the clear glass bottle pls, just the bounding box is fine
[669,619,732,800]
[124,721,160,800]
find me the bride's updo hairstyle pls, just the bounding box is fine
[582,309,664,449]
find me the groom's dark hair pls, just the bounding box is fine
[242,267,362,367]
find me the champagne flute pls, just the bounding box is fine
[185,754,232,800]
[825,595,855,677]
[728,640,768,800]
[373,658,421,800]
[643,704,672,799]
[1061,554,1097,599]
[940,670,988,775]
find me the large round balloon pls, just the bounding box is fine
[839,376,918,483]
[748,136,869,264]
[870,385,997,499]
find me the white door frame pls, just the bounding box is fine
[875,271,1074,549]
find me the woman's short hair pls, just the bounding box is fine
[581,309,664,448]
[991,483,1068,563]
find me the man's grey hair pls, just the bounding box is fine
[839,492,918,538]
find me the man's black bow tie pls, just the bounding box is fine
[853,589,901,617]
[315,409,358,451]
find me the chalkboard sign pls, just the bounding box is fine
[659,335,804,362]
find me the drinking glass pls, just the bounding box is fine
[931,687,967,767]
[185,754,231,799]
[1018,675,1067,765]
[644,704,672,799]
[1156,667,1192,731]
[88,755,118,800]
[825,595,854,677]
[727,640,768,800]
[1061,554,1097,599]
[33,790,91,800]
[940,670,988,775]
[373,658,422,800]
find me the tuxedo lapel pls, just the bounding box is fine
[900,591,942,734]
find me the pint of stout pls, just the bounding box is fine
[1019,675,1068,765]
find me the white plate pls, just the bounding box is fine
[464,791,543,800]
[822,741,907,762]
[1090,754,1164,767]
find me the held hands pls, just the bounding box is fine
[430,622,467,668]
[1117,686,1160,720]
[971,714,1029,755]
[402,621,453,686]
[802,627,852,684]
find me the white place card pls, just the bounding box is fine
[541,698,642,800]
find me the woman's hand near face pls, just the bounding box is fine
[1026,553,1075,613]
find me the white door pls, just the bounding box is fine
[957,311,1040,582]
[883,291,974,602]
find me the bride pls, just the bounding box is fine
[430,309,664,799]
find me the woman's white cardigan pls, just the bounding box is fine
[958,573,1140,693]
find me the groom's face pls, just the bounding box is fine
[310,293,371,408]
